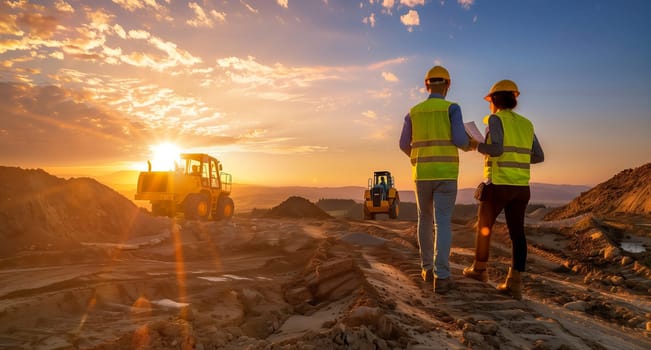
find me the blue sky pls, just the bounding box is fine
[0,0,649,188]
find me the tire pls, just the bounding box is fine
[151,201,165,216]
[363,205,372,220]
[214,196,234,221]
[152,201,174,217]
[389,199,399,219]
[184,194,210,220]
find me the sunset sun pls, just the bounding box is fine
[150,142,181,171]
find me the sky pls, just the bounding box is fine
[1,0,650,189]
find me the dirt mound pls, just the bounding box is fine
[545,163,651,220]
[265,196,332,219]
[0,166,168,256]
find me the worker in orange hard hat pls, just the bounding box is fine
[399,65,477,294]
[463,79,545,300]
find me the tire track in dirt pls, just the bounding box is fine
[346,220,651,350]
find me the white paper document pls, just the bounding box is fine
[464,121,484,143]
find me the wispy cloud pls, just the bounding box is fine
[111,0,172,21]
[368,57,407,70]
[240,0,258,14]
[216,56,340,100]
[111,0,162,12]
[277,0,288,9]
[381,71,399,82]
[186,2,226,28]
[355,109,393,140]
[362,110,378,119]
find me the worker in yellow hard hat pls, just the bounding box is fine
[399,65,477,294]
[462,79,545,300]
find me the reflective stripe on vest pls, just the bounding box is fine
[484,110,533,185]
[409,98,459,180]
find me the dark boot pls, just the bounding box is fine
[421,269,433,282]
[462,261,488,282]
[496,267,522,300]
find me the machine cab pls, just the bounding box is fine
[179,153,231,194]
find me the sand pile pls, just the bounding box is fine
[0,166,168,256]
[545,163,651,220]
[265,196,332,219]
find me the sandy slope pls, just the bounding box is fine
[546,163,651,220]
[0,214,649,349]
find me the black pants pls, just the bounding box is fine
[474,184,530,272]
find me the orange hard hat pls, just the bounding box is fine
[425,66,450,82]
[485,79,520,101]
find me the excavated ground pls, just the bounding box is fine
[0,212,649,349]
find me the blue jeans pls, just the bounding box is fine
[415,180,457,279]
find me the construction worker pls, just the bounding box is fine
[462,79,545,300]
[399,65,476,294]
[378,177,388,199]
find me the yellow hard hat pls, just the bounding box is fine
[485,79,519,101]
[425,66,450,82]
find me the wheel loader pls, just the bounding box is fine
[135,153,234,220]
[363,171,399,220]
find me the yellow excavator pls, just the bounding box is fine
[363,171,399,220]
[135,153,234,220]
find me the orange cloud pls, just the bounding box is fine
[54,0,75,13]
[187,2,226,28]
[111,0,171,21]
[0,82,148,164]
[0,13,22,36]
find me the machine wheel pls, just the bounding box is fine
[184,194,210,220]
[152,201,174,217]
[151,201,165,216]
[363,205,372,220]
[389,198,399,219]
[214,196,234,221]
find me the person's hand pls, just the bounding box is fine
[469,139,479,151]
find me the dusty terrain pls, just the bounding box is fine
[0,166,650,349]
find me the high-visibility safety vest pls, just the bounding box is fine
[484,110,534,185]
[409,98,459,180]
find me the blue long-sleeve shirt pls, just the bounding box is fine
[399,93,470,156]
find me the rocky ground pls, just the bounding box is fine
[0,209,649,349]
[1,166,650,349]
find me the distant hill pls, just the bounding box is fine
[545,163,651,220]
[93,171,589,211]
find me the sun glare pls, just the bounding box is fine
[150,143,181,171]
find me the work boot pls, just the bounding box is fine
[462,261,488,282]
[421,269,434,282]
[496,267,522,300]
[434,277,455,294]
